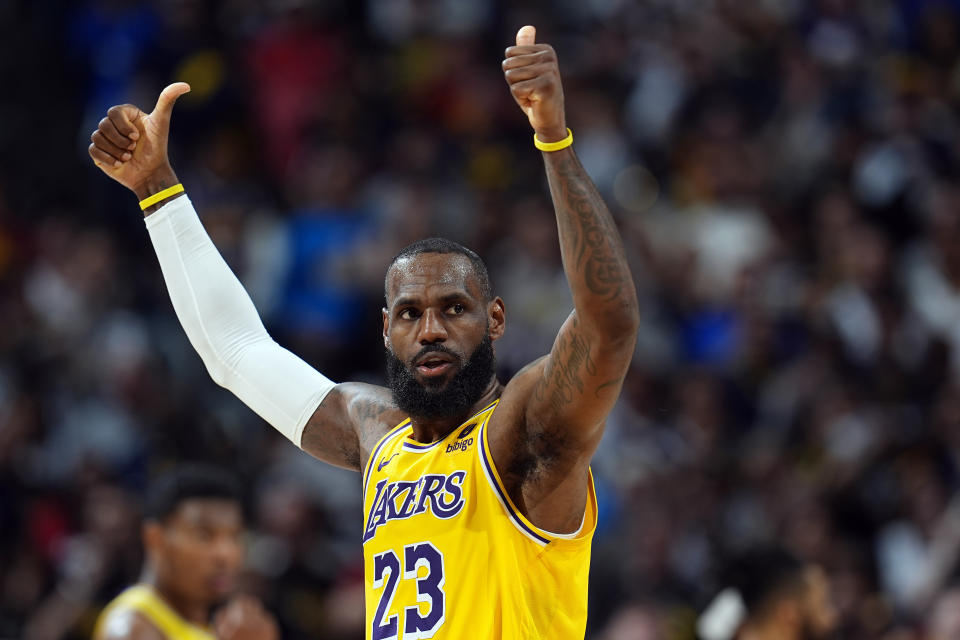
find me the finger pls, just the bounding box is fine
[504,44,553,59]
[91,130,132,162]
[107,105,142,140]
[214,617,236,640]
[516,24,536,46]
[215,610,238,635]
[502,49,554,69]
[98,117,136,150]
[150,82,191,126]
[230,598,256,621]
[509,76,553,100]
[243,598,264,614]
[504,63,555,84]
[89,143,123,168]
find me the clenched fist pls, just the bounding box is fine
[88,82,190,202]
[213,596,279,640]
[502,26,567,143]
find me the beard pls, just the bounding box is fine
[386,334,495,421]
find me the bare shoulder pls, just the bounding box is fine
[301,382,406,472]
[96,609,165,640]
[340,382,408,454]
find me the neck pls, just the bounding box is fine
[142,571,209,627]
[409,376,502,442]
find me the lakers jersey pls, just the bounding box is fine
[94,585,216,640]
[362,399,597,639]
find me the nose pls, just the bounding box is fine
[211,534,243,568]
[418,308,448,345]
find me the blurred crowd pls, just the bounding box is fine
[6,0,960,638]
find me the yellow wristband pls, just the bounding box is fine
[533,128,573,152]
[139,183,185,210]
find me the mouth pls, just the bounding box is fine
[414,353,455,378]
[207,573,233,594]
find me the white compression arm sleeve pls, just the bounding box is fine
[145,195,335,447]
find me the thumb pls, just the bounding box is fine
[150,82,191,125]
[516,25,536,46]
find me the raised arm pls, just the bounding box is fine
[493,27,639,529]
[88,84,396,470]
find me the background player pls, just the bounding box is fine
[697,547,837,640]
[88,24,639,638]
[94,466,277,640]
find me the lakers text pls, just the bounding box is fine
[363,471,466,543]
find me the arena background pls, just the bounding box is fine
[4,0,960,638]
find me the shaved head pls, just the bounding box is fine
[385,238,492,303]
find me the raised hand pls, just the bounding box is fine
[502,25,567,143]
[88,82,190,198]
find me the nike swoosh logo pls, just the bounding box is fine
[377,453,399,472]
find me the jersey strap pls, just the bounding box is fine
[98,585,216,640]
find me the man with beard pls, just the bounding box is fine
[94,466,278,640]
[697,547,838,640]
[88,25,639,639]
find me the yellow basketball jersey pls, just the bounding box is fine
[93,584,216,640]
[362,399,597,639]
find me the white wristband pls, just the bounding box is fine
[145,196,336,446]
[697,588,746,640]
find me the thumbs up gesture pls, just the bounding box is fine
[503,26,567,143]
[88,82,190,198]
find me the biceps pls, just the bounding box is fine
[530,313,633,436]
[299,388,363,470]
[299,384,401,472]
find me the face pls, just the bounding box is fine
[383,252,504,420]
[146,499,244,605]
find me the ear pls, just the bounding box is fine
[382,307,391,349]
[775,599,802,629]
[143,521,163,559]
[488,297,506,341]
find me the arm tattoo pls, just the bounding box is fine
[349,392,402,455]
[593,378,621,398]
[536,320,597,413]
[545,150,631,304]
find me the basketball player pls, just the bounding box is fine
[697,547,837,640]
[88,25,639,638]
[94,466,278,640]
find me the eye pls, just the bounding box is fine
[400,308,420,320]
[448,303,465,315]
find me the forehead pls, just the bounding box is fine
[166,498,243,529]
[386,252,480,303]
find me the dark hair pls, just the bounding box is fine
[385,237,492,302]
[723,546,806,618]
[144,465,242,522]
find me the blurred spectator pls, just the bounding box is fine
[697,546,837,640]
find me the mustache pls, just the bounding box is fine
[386,333,495,421]
[409,344,461,366]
